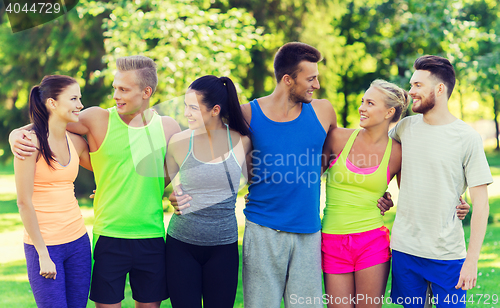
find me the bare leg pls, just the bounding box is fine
[353,261,390,308]
[135,301,161,308]
[324,272,355,308]
[95,303,121,308]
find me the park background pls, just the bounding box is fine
[0,0,500,306]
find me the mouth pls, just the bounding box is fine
[360,114,368,120]
[72,111,80,116]
[116,102,125,108]
[306,90,314,95]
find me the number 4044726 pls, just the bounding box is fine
[5,2,62,14]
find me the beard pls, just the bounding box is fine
[411,90,436,114]
[289,85,313,104]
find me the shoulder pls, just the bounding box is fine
[454,120,480,136]
[28,131,40,149]
[311,99,334,114]
[330,127,354,141]
[160,115,181,139]
[168,129,190,148]
[67,132,88,152]
[311,98,333,108]
[161,115,180,128]
[229,129,251,147]
[78,106,109,128]
[241,102,252,123]
[325,127,354,154]
[80,106,109,119]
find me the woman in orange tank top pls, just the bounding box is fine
[14,75,93,308]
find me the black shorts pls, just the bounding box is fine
[89,236,168,304]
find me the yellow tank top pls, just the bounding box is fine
[322,129,392,234]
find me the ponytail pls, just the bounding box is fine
[219,77,250,136]
[28,75,78,168]
[189,75,250,136]
[29,85,55,168]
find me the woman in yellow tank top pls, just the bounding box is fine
[321,80,408,308]
[14,75,93,308]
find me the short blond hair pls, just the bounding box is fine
[370,79,410,122]
[116,56,158,94]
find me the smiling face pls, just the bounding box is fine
[359,86,394,128]
[49,82,83,123]
[183,89,218,130]
[288,61,320,104]
[409,70,437,114]
[112,70,149,116]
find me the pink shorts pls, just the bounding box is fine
[321,226,391,274]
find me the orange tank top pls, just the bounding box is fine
[24,133,87,245]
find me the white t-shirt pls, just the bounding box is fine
[389,114,492,260]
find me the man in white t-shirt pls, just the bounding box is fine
[388,55,492,308]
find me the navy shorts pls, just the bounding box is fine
[391,250,466,308]
[89,236,168,304]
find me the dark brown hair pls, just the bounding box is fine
[29,75,77,168]
[274,42,322,83]
[189,75,250,136]
[414,55,456,99]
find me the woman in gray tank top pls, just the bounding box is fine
[165,75,252,308]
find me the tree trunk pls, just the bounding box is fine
[494,96,499,151]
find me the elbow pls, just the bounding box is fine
[17,200,30,212]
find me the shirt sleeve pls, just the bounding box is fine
[463,131,493,188]
[389,118,407,143]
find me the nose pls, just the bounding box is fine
[313,78,320,90]
[184,106,191,117]
[358,102,366,112]
[408,86,416,97]
[77,99,83,110]
[113,89,119,100]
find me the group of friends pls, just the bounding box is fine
[9,42,491,308]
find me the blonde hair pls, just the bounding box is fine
[370,79,410,122]
[116,56,158,94]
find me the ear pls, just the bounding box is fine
[435,83,446,97]
[212,105,221,117]
[385,107,396,120]
[46,98,57,111]
[282,74,293,86]
[143,86,153,99]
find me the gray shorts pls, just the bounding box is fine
[242,219,323,308]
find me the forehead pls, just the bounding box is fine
[113,70,140,88]
[296,61,319,77]
[410,70,433,84]
[363,86,386,102]
[59,83,81,96]
[185,90,205,106]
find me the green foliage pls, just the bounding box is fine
[87,0,263,125]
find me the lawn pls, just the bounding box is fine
[1,154,500,307]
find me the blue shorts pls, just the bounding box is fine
[390,250,467,308]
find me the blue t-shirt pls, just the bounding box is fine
[244,99,327,233]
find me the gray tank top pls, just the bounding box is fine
[167,125,241,246]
